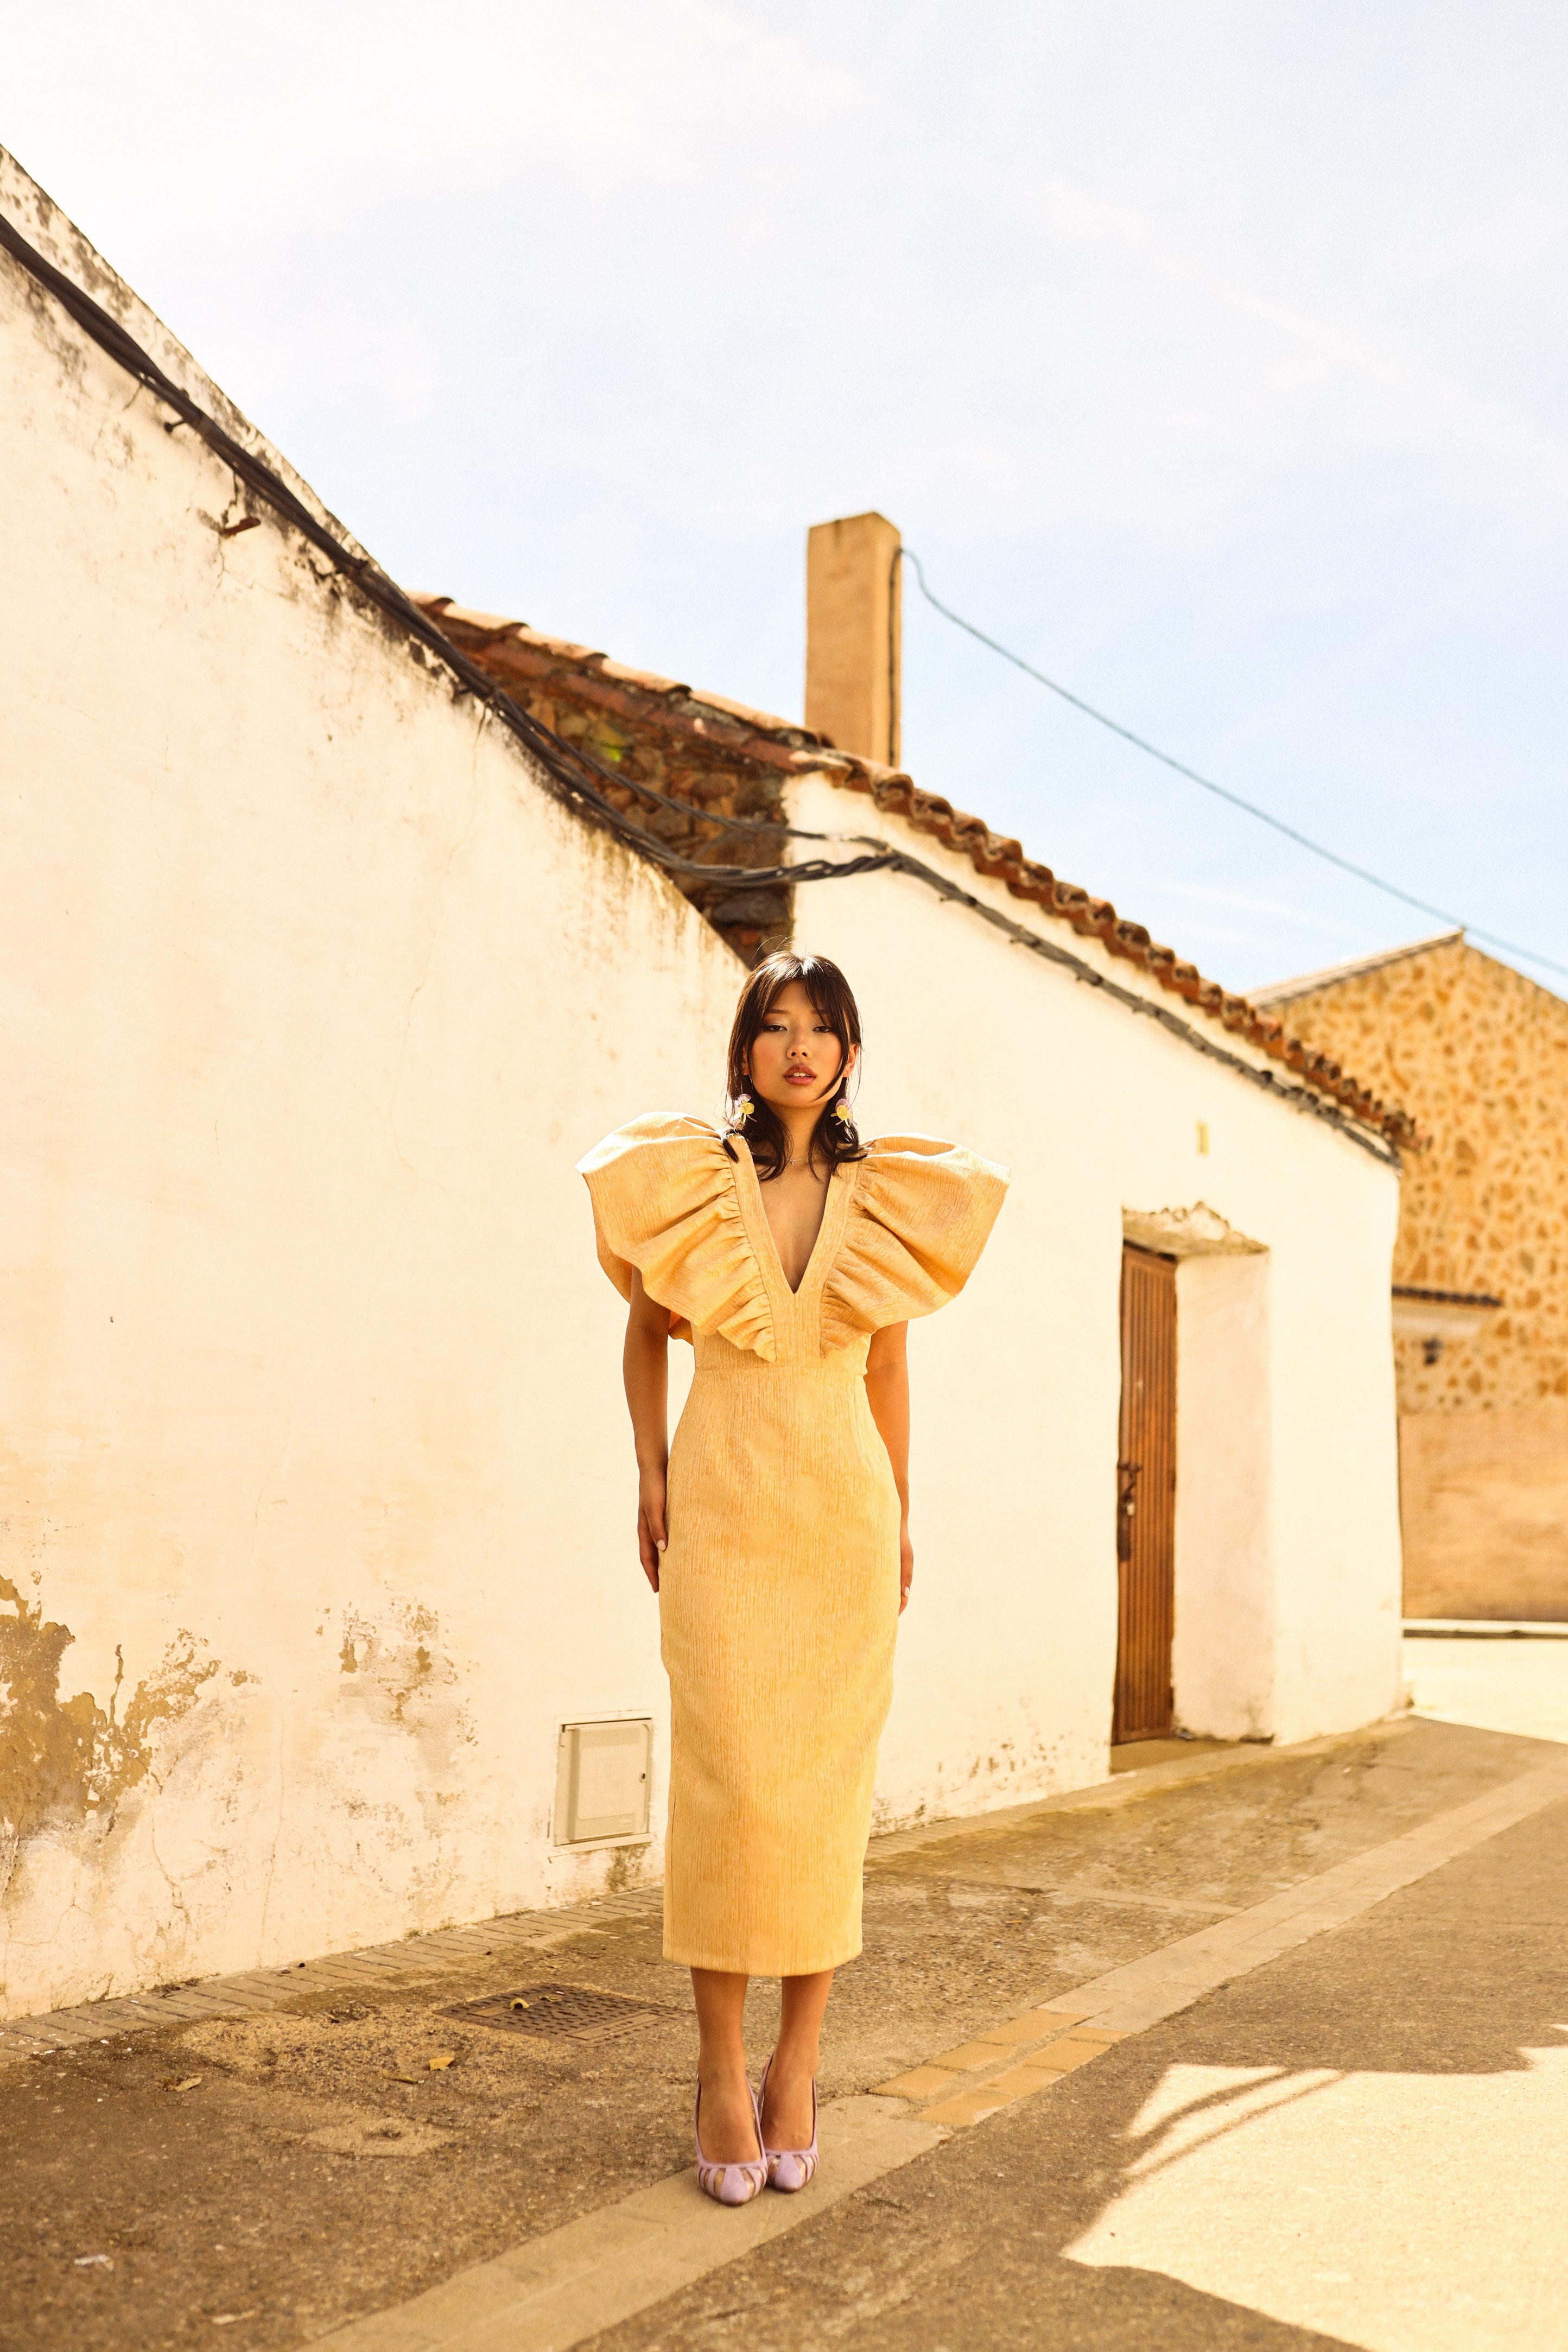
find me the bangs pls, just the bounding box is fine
[753,955,856,1046]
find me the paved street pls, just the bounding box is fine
[5,1706,1568,2351]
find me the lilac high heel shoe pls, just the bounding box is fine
[759,2052,820,2193]
[694,2077,768,2207]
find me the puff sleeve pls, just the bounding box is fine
[821,1134,1008,1355]
[577,1114,776,1361]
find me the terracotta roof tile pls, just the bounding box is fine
[682,685,810,734]
[596,658,690,695]
[413,593,1419,1152]
[424,600,526,637]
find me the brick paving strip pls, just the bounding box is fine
[0,1729,1386,2069]
[0,1895,666,2065]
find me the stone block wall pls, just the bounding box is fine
[1271,935,1568,1616]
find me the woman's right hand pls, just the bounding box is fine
[637,1463,668,1593]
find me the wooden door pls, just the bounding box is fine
[1114,1244,1177,1742]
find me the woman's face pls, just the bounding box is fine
[744,980,856,1114]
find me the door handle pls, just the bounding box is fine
[1116,1460,1141,1560]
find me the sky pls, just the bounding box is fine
[9,1,1567,994]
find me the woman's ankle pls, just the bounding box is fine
[768,2039,820,2082]
[698,2047,751,2086]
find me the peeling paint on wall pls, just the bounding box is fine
[304,1600,482,1896]
[324,1600,466,1733]
[0,1574,219,1900]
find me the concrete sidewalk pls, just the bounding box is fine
[1404,1621,1568,1745]
[5,1715,1566,2350]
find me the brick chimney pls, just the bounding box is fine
[804,511,902,766]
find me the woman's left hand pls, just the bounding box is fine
[898,1519,914,1614]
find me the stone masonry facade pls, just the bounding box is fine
[1264,934,1568,1618]
[1270,934,1568,1414]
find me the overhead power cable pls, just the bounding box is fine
[900,549,1568,984]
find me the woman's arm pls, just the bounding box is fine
[865,1321,914,1613]
[623,1268,671,1593]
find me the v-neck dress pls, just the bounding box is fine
[578,1115,1008,1975]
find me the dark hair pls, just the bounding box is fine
[722,952,866,1181]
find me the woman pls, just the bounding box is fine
[579,952,1006,2205]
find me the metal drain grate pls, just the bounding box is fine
[443,1984,673,2043]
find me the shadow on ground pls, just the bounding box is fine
[585,1787,1568,2351]
[4,1719,1564,2350]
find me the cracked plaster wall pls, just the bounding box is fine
[0,161,738,2019]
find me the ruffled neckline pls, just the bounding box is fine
[577,1113,776,1358]
[820,1133,1010,1356]
[725,1131,859,1317]
[580,1117,1007,1361]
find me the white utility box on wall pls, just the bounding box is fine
[554,1717,653,1847]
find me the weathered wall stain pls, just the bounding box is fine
[0,1574,218,1899]
[328,1601,462,1729]
[318,1600,478,1886]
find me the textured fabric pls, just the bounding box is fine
[579,1114,1008,1975]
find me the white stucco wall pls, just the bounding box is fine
[1172,1249,1274,1739]
[785,771,1406,1823]
[1,151,1405,2022]
[0,162,734,2019]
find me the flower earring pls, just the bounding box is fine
[734,1093,755,1124]
[832,1097,853,1127]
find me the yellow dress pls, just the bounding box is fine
[579,1115,1008,1975]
